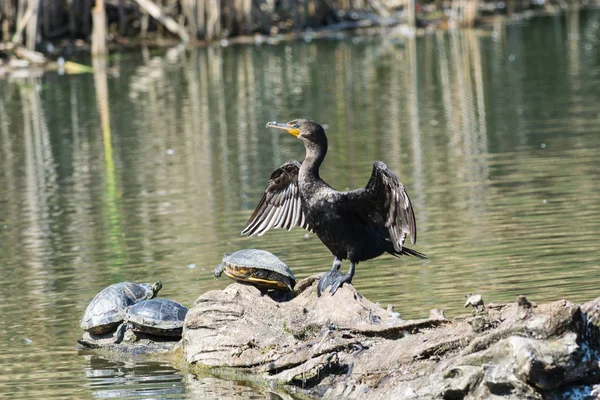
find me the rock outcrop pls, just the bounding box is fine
[182,276,600,399]
[78,330,180,356]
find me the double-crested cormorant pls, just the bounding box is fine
[242,119,426,296]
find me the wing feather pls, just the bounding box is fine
[242,161,311,236]
[343,161,417,252]
[254,205,277,236]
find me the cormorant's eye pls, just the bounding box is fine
[293,124,299,129]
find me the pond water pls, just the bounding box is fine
[1,10,600,399]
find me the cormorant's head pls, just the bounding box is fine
[266,119,326,146]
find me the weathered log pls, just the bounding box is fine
[14,44,46,63]
[0,42,46,64]
[78,330,180,355]
[366,0,391,17]
[182,275,600,399]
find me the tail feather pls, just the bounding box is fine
[393,246,427,259]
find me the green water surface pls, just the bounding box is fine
[1,10,599,399]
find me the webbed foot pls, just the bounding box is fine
[318,269,340,296]
[330,272,354,295]
[318,270,353,296]
[318,257,342,297]
[317,259,355,296]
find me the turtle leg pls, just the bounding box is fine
[329,261,356,295]
[113,322,135,344]
[114,322,127,344]
[317,257,343,297]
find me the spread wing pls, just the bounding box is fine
[242,161,310,236]
[343,161,417,252]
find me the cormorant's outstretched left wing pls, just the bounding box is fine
[242,161,310,236]
[342,161,420,255]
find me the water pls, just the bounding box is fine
[1,10,600,399]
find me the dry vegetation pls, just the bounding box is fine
[0,0,594,50]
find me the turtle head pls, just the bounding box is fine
[248,269,295,292]
[151,281,163,298]
[282,276,295,292]
[214,263,226,278]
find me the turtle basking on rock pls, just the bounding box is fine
[115,298,188,343]
[214,249,296,292]
[80,281,162,336]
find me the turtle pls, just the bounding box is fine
[80,281,162,335]
[115,298,188,343]
[214,249,296,292]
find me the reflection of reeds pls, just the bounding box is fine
[0,80,57,337]
[405,37,424,200]
[20,80,56,257]
[424,31,491,249]
[93,56,126,271]
[0,90,20,268]
[184,48,216,241]
[566,6,580,83]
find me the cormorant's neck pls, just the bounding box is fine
[301,140,327,181]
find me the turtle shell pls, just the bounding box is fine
[80,281,162,334]
[215,249,296,291]
[126,298,188,336]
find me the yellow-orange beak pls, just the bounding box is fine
[266,121,300,138]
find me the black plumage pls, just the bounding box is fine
[242,119,426,296]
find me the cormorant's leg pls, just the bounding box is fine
[317,257,342,297]
[329,261,356,295]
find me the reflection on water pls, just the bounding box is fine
[83,356,185,399]
[80,354,293,400]
[187,374,294,399]
[1,10,600,399]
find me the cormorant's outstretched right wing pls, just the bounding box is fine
[242,161,311,236]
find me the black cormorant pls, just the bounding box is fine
[242,119,426,296]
